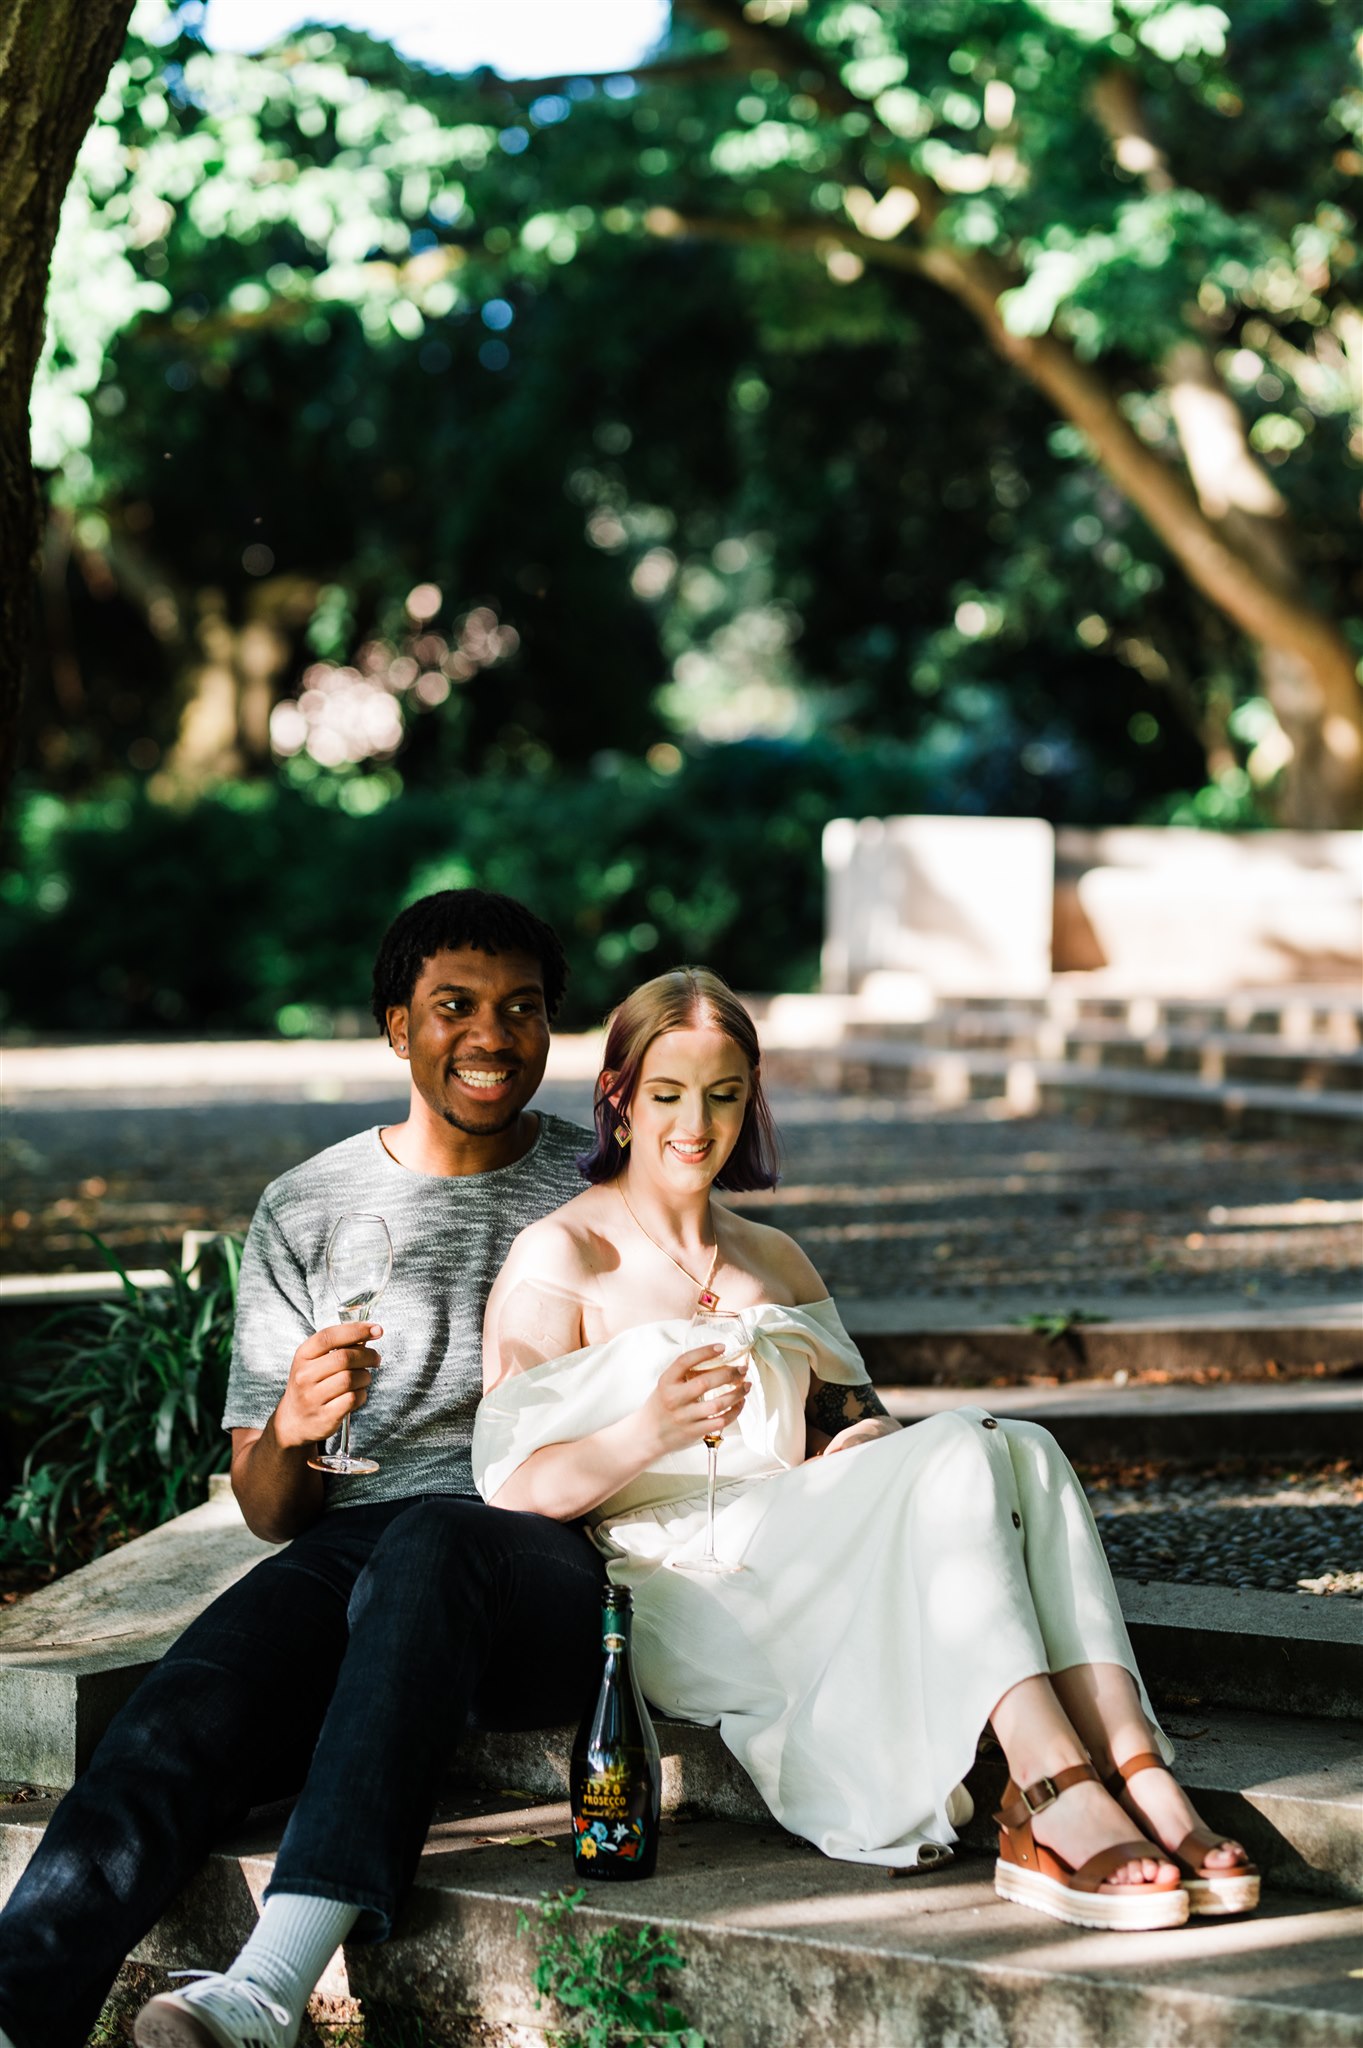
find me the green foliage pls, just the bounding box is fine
[1010,1308,1112,1342]
[518,1889,705,2048]
[1,1236,239,1574]
[0,739,947,1036]
[21,0,1359,828]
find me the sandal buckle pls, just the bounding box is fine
[1021,1776,1059,1816]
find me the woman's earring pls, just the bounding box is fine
[613,1120,632,1149]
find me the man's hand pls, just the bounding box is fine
[273,1321,382,1451]
[231,1321,382,1543]
[822,1416,901,1456]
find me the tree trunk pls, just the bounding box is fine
[1092,66,1363,825]
[669,0,1363,826]
[0,0,136,826]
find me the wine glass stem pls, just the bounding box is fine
[336,1413,352,1462]
[703,1441,719,1560]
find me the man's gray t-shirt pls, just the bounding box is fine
[223,1114,588,1509]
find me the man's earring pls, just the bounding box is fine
[613,1120,631,1149]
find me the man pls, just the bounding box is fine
[0,890,603,2048]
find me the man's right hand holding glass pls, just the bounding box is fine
[229,1322,382,1541]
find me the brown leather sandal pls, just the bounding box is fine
[1104,1750,1261,1916]
[994,1761,1189,1930]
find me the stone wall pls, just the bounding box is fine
[823,815,1362,994]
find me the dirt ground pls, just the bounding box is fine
[3,1076,1358,1307]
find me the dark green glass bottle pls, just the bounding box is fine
[569,1583,661,1880]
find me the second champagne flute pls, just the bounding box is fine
[308,1210,392,1477]
[670,1307,748,1576]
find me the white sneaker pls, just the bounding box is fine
[133,1971,295,2048]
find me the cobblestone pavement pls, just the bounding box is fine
[1085,1463,1363,1599]
[6,1079,1357,1307]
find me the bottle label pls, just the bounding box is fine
[573,1762,650,1864]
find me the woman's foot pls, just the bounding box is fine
[1030,1774,1182,1893]
[993,1762,1188,1931]
[1105,1752,1260,1914]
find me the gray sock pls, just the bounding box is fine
[226,1891,359,2034]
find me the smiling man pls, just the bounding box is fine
[0,892,603,2048]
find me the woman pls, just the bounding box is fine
[474,969,1258,1930]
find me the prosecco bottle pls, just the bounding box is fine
[569,1583,661,1880]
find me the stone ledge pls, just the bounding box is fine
[2,1792,1360,2048]
[878,1379,1363,1467]
[4,1495,1359,1797]
[0,1488,280,1785]
[1119,1577,1363,1722]
[842,1296,1363,1386]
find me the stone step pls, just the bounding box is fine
[844,1294,1363,1386]
[2,1781,1359,2048]
[877,1378,1363,1467]
[891,1019,1363,1090]
[2,1485,1358,1806]
[0,1482,281,1786]
[801,1036,1363,1134]
[952,984,1363,1043]
[450,1700,1363,1905]
[1118,1578,1363,1722]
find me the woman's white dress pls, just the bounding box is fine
[472,1300,1170,1869]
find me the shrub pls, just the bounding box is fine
[1,1237,239,1577]
[0,739,936,1036]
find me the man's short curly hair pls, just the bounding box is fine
[370,889,569,1037]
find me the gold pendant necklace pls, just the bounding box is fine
[616,1181,721,1309]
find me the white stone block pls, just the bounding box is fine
[823,815,1055,996]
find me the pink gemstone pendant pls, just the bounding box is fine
[698,1288,719,1310]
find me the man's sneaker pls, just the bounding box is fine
[133,1971,295,2048]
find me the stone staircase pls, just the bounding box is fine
[1,1462,1360,2047]
[754,984,1363,1135]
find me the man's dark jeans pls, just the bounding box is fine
[0,1494,605,2048]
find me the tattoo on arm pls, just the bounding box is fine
[805,1377,893,1436]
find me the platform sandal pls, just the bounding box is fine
[1104,1750,1261,1916]
[994,1761,1190,1931]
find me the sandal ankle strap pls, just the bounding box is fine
[1103,1749,1165,1795]
[995,1760,1098,1833]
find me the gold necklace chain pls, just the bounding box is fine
[615,1181,721,1309]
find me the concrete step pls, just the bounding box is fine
[1054,988,1363,1046]
[806,1036,1363,1134]
[2,1782,1359,2048]
[890,1018,1363,1091]
[753,984,1363,1047]
[2,1485,1358,1800]
[0,1482,281,1786]
[845,1294,1363,1386]
[450,1701,1363,1905]
[1118,1578,1363,1721]
[878,1378,1363,1467]
[8,1283,1354,1390]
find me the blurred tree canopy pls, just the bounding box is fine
[1,0,1360,1029]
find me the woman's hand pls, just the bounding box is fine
[641,1343,750,1457]
[822,1416,900,1457]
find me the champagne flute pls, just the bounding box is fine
[670,1308,749,1576]
[307,1211,392,1477]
